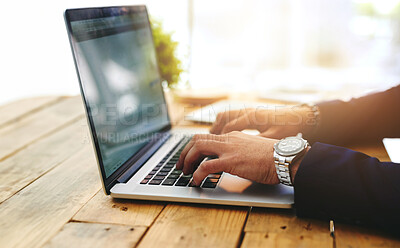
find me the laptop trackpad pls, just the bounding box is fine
[217,173,293,197]
[195,173,295,207]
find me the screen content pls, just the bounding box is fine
[69,8,169,178]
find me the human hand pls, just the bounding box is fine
[176,131,280,186]
[210,105,317,139]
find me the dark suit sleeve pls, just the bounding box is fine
[294,142,400,234]
[306,85,400,145]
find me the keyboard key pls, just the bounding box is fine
[154,166,162,170]
[167,174,179,179]
[156,172,168,176]
[175,177,190,186]
[181,174,192,179]
[140,179,149,184]
[205,178,219,183]
[164,164,174,168]
[171,169,182,175]
[161,167,172,172]
[208,174,221,179]
[189,181,199,187]
[145,175,153,180]
[202,182,218,188]
[149,179,162,185]
[153,176,165,180]
[176,181,190,187]
[148,170,158,175]
[162,178,177,186]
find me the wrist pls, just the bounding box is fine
[273,134,309,186]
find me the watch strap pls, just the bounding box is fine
[273,152,293,186]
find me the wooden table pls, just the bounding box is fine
[0,95,399,248]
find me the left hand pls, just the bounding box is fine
[176,131,280,186]
[209,106,316,140]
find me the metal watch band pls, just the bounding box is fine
[273,152,293,186]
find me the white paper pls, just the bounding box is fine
[383,138,400,163]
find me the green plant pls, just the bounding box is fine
[151,19,184,88]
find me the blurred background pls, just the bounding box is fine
[1,0,400,105]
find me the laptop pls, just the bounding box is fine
[64,5,294,208]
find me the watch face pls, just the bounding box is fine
[275,137,305,156]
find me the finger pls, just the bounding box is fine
[220,111,258,134]
[176,138,195,170]
[177,134,226,170]
[182,138,226,175]
[177,135,206,170]
[210,110,247,134]
[192,158,227,186]
[182,149,206,175]
[221,108,273,134]
[209,112,225,134]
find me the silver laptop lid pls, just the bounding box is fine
[64,6,171,194]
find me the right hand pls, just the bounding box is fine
[209,105,317,139]
[176,132,281,185]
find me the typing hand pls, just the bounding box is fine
[209,106,316,139]
[176,132,280,186]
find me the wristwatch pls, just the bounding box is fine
[273,133,309,186]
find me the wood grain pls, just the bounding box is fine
[0,146,101,248]
[43,222,146,248]
[137,204,248,248]
[242,208,332,248]
[335,223,400,248]
[0,118,88,203]
[0,96,63,129]
[0,96,84,162]
[73,190,165,227]
[0,94,396,248]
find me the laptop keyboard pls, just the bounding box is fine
[140,135,221,188]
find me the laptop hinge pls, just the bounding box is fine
[116,132,171,183]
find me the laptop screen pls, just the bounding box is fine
[66,6,170,179]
